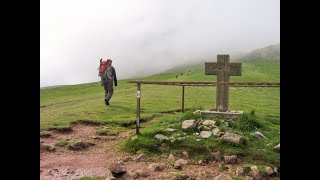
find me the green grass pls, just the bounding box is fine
[95,126,120,136]
[121,110,279,167]
[55,139,73,147]
[232,110,264,132]
[43,144,55,151]
[41,59,279,130]
[40,131,52,137]
[41,59,279,167]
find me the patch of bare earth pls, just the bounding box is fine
[40,119,239,180]
[40,123,133,180]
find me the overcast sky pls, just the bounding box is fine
[40,0,280,87]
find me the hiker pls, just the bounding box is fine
[98,59,117,105]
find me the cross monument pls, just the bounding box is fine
[205,55,242,112]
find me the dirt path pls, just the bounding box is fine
[40,123,137,180]
[40,117,243,180]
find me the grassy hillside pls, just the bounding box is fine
[40,59,279,130]
[41,59,280,168]
[241,43,280,60]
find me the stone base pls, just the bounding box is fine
[194,110,244,120]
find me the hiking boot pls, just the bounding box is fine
[105,99,110,105]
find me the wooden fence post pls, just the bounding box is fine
[136,83,141,135]
[182,85,185,112]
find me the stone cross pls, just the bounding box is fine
[205,55,242,112]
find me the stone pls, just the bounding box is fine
[193,110,201,115]
[168,154,175,163]
[196,125,204,131]
[213,174,232,180]
[225,165,233,173]
[220,132,246,145]
[212,151,223,162]
[134,154,147,161]
[273,167,278,174]
[217,131,225,137]
[200,110,244,119]
[224,155,237,164]
[183,151,189,158]
[198,160,205,166]
[155,134,167,140]
[174,159,188,169]
[166,128,177,132]
[250,131,267,139]
[122,157,133,162]
[265,167,275,176]
[212,128,221,136]
[250,166,261,180]
[274,143,280,151]
[43,144,55,152]
[91,136,99,139]
[40,131,52,137]
[159,143,167,152]
[187,175,197,180]
[218,162,226,171]
[122,170,138,180]
[195,118,203,125]
[236,166,245,176]
[203,126,212,131]
[202,120,216,126]
[135,169,150,177]
[108,163,126,177]
[175,174,189,180]
[200,131,213,138]
[105,175,117,180]
[147,163,165,171]
[182,120,197,129]
[67,140,89,150]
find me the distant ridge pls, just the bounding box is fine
[240,43,280,60]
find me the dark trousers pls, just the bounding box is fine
[103,79,114,101]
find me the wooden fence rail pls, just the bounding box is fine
[128,80,280,134]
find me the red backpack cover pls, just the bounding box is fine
[99,60,108,74]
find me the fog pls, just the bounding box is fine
[40,0,280,87]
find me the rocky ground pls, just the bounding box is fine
[40,120,279,180]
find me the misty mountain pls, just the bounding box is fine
[239,43,280,61]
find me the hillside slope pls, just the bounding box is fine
[240,43,280,60]
[41,60,279,130]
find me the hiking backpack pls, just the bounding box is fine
[98,59,108,75]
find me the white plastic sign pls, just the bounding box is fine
[137,91,141,98]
